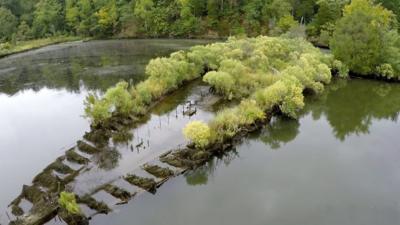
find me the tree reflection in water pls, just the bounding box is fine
[185,79,400,184]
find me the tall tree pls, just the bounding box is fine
[0,7,17,41]
[32,0,64,37]
[331,0,400,77]
[95,0,119,35]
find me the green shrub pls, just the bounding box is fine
[85,81,133,124]
[209,108,241,143]
[103,81,134,115]
[58,192,81,215]
[183,121,211,149]
[237,99,265,125]
[280,81,305,118]
[254,81,287,112]
[203,71,235,99]
[376,64,395,79]
[330,0,400,78]
[86,36,333,131]
[84,94,112,125]
[332,60,349,78]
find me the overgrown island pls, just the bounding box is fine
[4,0,400,224]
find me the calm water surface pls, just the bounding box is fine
[0,39,211,220]
[92,79,400,225]
[1,40,400,225]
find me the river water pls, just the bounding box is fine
[92,79,400,225]
[0,39,211,223]
[1,40,400,225]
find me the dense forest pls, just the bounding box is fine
[0,0,399,41]
[1,0,400,78]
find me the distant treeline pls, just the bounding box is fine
[0,0,399,42]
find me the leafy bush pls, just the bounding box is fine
[276,15,299,34]
[376,64,395,79]
[183,121,211,149]
[330,0,400,78]
[203,71,235,99]
[279,81,305,118]
[86,36,333,131]
[103,82,134,115]
[237,99,265,125]
[84,94,112,125]
[209,108,241,143]
[253,81,288,112]
[85,81,133,124]
[58,192,81,215]
[332,60,349,78]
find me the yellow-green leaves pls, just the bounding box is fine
[237,100,265,125]
[58,192,81,215]
[84,81,133,125]
[203,71,235,99]
[183,121,211,149]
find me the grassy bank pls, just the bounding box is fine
[0,36,83,58]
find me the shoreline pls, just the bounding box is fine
[0,36,225,60]
[0,37,84,59]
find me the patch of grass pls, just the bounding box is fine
[0,36,82,58]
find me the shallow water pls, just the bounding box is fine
[0,39,211,222]
[91,79,400,225]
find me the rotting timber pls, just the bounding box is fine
[6,79,279,225]
[5,81,219,225]
[7,37,340,225]
[6,100,278,225]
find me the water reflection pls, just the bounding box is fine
[185,149,239,186]
[0,39,212,95]
[0,39,212,223]
[260,118,300,149]
[260,79,400,149]
[185,79,400,187]
[305,79,400,141]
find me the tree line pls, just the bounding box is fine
[0,0,398,42]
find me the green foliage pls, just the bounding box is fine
[58,192,81,215]
[332,60,349,78]
[183,121,211,148]
[184,36,333,148]
[203,71,235,99]
[237,99,265,125]
[0,7,17,41]
[377,0,400,24]
[308,0,348,37]
[2,0,400,44]
[209,108,241,143]
[32,0,64,37]
[330,0,400,79]
[95,0,118,36]
[276,15,299,34]
[85,81,133,124]
[16,21,33,41]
